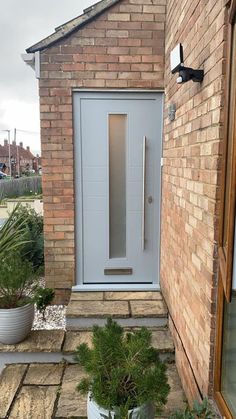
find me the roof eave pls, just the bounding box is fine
[26,0,121,53]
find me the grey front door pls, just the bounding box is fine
[74,92,163,287]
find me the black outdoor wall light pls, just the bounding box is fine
[170,44,204,84]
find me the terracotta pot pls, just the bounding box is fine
[0,303,34,344]
[87,393,155,419]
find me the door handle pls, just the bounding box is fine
[142,136,146,251]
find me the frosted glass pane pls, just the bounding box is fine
[109,114,127,258]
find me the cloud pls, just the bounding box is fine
[0,0,94,153]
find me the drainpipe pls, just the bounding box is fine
[21,51,40,79]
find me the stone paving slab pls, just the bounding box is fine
[70,292,104,301]
[105,291,163,300]
[162,364,186,417]
[56,363,185,418]
[63,329,174,354]
[0,364,27,419]
[67,300,130,318]
[0,328,173,355]
[0,330,65,353]
[9,385,58,419]
[24,363,64,385]
[0,362,186,418]
[63,331,93,353]
[130,300,168,318]
[151,330,175,353]
[55,364,87,418]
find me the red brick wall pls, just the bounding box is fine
[39,0,166,303]
[161,0,227,398]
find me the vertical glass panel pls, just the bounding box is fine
[109,114,127,258]
[221,294,236,416]
[223,21,236,248]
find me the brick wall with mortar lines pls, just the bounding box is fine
[161,0,226,398]
[39,0,166,303]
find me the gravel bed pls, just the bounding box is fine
[32,277,66,330]
[33,304,66,330]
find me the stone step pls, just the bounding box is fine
[63,328,175,362]
[0,328,175,372]
[66,291,168,329]
[0,362,186,419]
[0,330,68,373]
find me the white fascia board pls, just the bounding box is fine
[21,52,40,79]
[35,51,40,79]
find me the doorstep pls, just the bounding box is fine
[0,362,186,419]
[66,291,168,329]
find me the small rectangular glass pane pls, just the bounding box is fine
[109,114,127,258]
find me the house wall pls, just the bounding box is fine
[161,0,227,401]
[39,0,166,303]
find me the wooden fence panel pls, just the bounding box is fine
[0,177,42,198]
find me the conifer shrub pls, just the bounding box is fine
[0,252,54,314]
[74,318,170,418]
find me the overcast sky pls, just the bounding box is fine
[0,0,94,155]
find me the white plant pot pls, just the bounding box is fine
[87,393,155,419]
[0,303,34,344]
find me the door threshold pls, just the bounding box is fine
[72,284,160,292]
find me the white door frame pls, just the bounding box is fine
[72,90,164,292]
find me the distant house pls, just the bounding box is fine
[0,140,39,176]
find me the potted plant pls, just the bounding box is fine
[74,318,170,419]
[0,252,54,345]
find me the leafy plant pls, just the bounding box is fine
[12,205,44,272]
[0,203,29,258]
[35,288,55,319]
[171,398,217,418]
[75,318,170,418]
[0,253,54,310]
